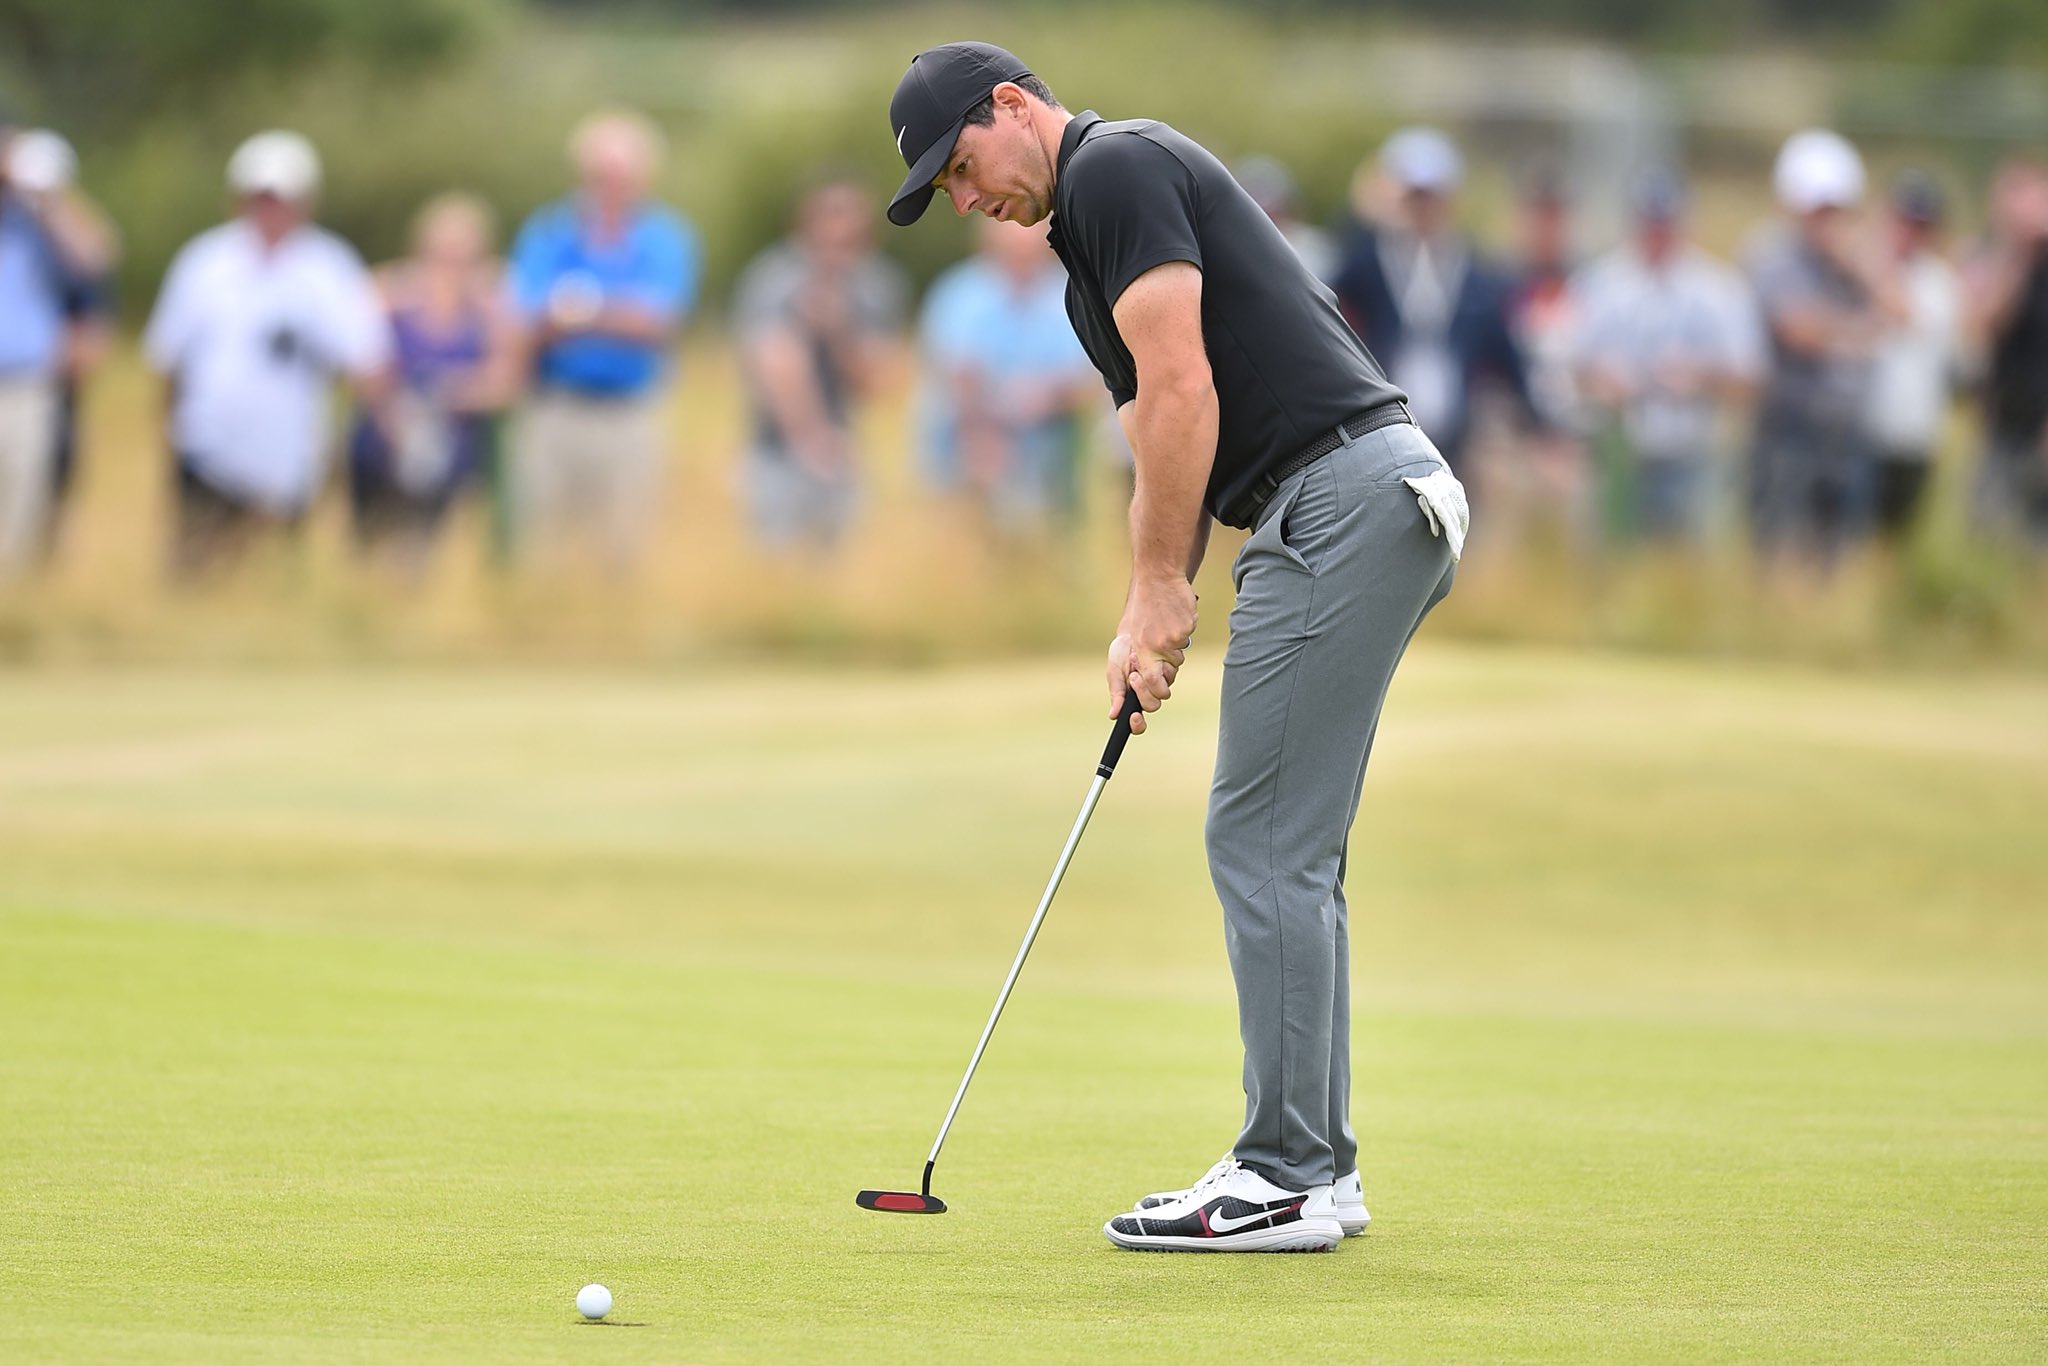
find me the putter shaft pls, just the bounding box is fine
[924,772,1109,1173]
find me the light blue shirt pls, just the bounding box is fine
[916,256,1091,486]
[507,198,699,396]
[0,198,66,376]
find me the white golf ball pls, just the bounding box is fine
[576,1283,612,1320]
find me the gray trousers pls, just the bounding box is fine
[1210,422,1457,1191]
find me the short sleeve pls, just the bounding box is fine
[626,212,699,321]
[319,241,393,376]
[854,258,909,336]
[732,251,801,340]
[1062,134,1202,308]
[142,240,203,374]
[1712,268,1767,380]
[505,208,559,320]
[1562,261,1620,371]
[1741,231,1814,329]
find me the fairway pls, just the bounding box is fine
[2,648,2044,1362]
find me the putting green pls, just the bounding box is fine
[2,649,2043,1362]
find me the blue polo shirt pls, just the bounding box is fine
[0,197,67,377]
[507,198,699,396]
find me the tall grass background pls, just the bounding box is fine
[5,3,2042,671]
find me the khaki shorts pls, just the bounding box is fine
[508,390,665,571]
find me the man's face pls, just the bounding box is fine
[800,182,875,267]
[1798,203,1853,254]
[243,192,308,243]
[1636,215,1680,264]
[931,88,1054,226]
[577,126,653,214]
[1401,186,1452,237]
[1520,198,1568,267]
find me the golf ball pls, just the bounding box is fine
[576,1283,612,1320]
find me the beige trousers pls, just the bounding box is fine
[508,391,664,572]
[0,375,57,575]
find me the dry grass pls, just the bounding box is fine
[3,340,2043,670]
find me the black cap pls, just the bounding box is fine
[886,41,1033,227]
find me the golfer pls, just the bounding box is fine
[887,42,1467,1253]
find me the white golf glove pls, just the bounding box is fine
[1403,468,1470,562]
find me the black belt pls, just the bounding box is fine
[1223,400,1412,529]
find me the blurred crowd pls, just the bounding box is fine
[1,104,2046,587]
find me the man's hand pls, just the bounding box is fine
[1107,574,1197,734]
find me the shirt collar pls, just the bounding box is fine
[1057,110,1104,181]
[1048,111,1104,255]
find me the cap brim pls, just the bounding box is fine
[887,115,968,227]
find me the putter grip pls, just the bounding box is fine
[1097,688,1147,779]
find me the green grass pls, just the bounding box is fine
[2,649,2045,1362]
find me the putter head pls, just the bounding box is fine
[855,1189,947,1214]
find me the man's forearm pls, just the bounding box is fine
[1122,386,1216,585]
[584,303,675,346]
[42,193,119,277]
[747,331,838,466]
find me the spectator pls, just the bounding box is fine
[142,131,388,579]
[1863,171,1960,541]
[1509,169,1580,434]
[1236,155,1338,284]
[1331,126,1537,478]
[5,129,119,562]
[505,109,697,575]
[915,217,1097,534]
[0,122,116,575]
[1572,170,1765,546]
[1504,168,1590,545]
[1743,129,1894,568]
[1962,159,2048,549]
[734,173,907,553]
[348,193,516,571]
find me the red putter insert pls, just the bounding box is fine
[856,1189,947,1214]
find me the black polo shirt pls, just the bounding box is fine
[1046,112,1405,528]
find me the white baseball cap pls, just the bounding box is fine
[1380,126,1464,194]
[227,130,321,201]
[7,128,76,194]
[1773,128,1864,214]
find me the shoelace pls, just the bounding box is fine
[1185,1157,1242,1202]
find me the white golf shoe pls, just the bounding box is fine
[1136,1155,1370,1236]
[1105,1158,1343,1252]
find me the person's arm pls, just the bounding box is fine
[745,324,844,477]
[1716,277,1768,408]
[328,250,398,435]
[566,213,696,348]
[1105,261,1213,732]
[554,303,670,346]
[807,264,906,400]
[1476,269,1548,431]
[142,242,199,454]
[33,186,119,278]
[1968,241,2035,352]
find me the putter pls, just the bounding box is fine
[857,687,1147,1215]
